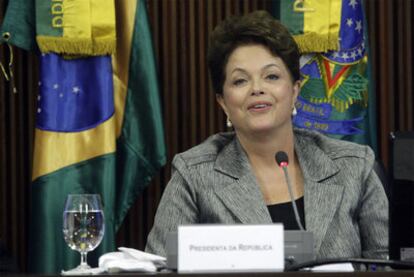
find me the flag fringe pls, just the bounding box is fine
[36,36,116,56]
[294,33,339,54]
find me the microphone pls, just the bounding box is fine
[275,151,305,231]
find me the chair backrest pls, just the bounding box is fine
[389,131,414,183]
[388,131,414,262]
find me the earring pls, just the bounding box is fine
[292,106,297,116]
[226,117,233,128]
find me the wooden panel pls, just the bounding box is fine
[0,45,37,270]
[365,0,414,166]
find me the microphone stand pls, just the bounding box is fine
[280,165,305,231]
[275,151,313,265]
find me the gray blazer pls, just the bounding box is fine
[146,128,388,260]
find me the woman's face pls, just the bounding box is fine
[217,44,300,136]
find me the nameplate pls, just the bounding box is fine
[177,224,284,273]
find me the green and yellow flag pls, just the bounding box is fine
[1,0,166,273]
[36,0,116,55]
[274,0,377,151]
[279,0,342,53]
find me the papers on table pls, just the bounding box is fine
[99,247,166,273]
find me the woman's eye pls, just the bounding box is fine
[233,79,246,86]
[266,74,279,80]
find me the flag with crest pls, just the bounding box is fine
[275,0,377,151]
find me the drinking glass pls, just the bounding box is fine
[62,194,105,272]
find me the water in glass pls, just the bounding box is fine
[62,194,105,273]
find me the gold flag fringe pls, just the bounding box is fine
[37,36,116,56]
[294,33,340,54]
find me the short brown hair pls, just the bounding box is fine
[207,10,300,94]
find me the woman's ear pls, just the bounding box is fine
[292,80,301,103]
[216,93,228,116]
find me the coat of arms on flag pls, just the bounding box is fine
[279,0,376,147]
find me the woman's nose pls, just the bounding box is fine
[251,80,265,96]
[251,89,265,96]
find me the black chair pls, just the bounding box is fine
[388,131,414,263]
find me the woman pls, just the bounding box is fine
[146,11,388,260]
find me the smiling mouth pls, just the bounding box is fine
[248,103,272,111]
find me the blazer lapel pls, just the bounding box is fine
[212,130,345,255]
[213,137,272,224]
[295,131,343,254]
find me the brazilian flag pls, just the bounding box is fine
[1,0,166,273]
[274,0,377,152]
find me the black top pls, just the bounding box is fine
[267,197,305,230]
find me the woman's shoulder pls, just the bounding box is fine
[173,132,236,167]
[294,128,375,162]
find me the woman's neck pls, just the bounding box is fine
[236,125,296,167]
[236,125,303,205]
